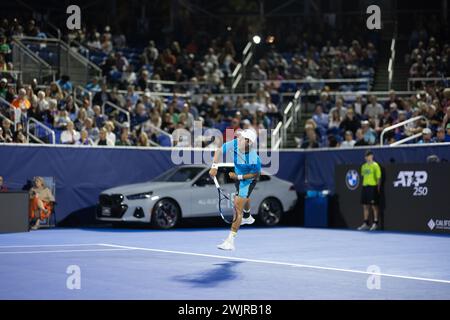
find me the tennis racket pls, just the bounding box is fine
[213,175,236,224]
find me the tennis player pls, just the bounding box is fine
[209,128,261,250]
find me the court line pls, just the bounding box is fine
[98,243,450,285]
[0,244,104,249]
[0,248,136,255]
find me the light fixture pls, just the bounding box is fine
[252,35,261,44]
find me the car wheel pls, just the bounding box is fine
[151,199,181,229]
[257,197,283,226]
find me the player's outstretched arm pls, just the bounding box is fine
[209,147,222,177]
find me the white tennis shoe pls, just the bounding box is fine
[241,215,255,225]
[217,237,235,251]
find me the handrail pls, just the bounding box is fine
[102,101,130,128]
[12,37,54,69]
[0,112,14,126]
[0,97,18,129]
[27,117,56,144]
[74,85,93,106]
[380,115,429,146]
[143,122,173,147]
[271,121,283,150]
[389,133,423,146]
[245,77,370,94]
[17,36,102,75]
[246,78,370,85]
[59,40,102,74]
[407,77,450,91]
[281,90,302,147]
[242,42,252,57]
[388,21,397,91]
[388,38,395,90]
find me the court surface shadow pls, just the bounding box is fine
[172,261,244,288]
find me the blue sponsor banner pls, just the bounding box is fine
[0,143,449,224]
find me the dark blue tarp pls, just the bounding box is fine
[0,143,448,224]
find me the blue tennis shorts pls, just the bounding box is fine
[235,179,257,198]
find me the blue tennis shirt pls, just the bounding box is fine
[222,139,261,176]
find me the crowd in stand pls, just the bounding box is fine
[1,16,450,149]
[299,88,450,149]
[67,25,238,94]
[0,73,281,147]
[250,39,377,93]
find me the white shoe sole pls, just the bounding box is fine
[217,245,234,251]
[241,217,255,225]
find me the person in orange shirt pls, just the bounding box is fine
[12,88,31,112]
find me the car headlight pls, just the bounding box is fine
[126,191,153,200]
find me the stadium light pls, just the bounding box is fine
[252,35,261,44]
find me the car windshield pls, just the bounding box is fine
[152,167,205,182]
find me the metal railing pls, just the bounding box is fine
[0,97,18,130]
[11,38,55,84]
[231,41,253,93]
[270,90,302,149]
[245,78,371,94]
[144,122,173,147]
[271,121,283,150]
[74,85,93,106]
[380,115,429,146]
[0,70,22,83]
[388,38,396,90]
[27,117,56,144]
[407,77,450,91]
[102,101,130,128]
[16,36,102,86]
[146,79,216,94]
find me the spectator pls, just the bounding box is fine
[83,117,100,142]
[0,175,7,192]
[95,127,114,146]
[301,126,319,149]
[353,95,364,115]
[340,131,356,148]
[1,118,14,142]
[104,121,116,145]
[77,129,94,146]
[445,123,450,142]
[435,127,446,143]
[361,120,377,145]
[364,95,384,119]
[93,83,111,106]
[312,104,329,132]
[354,128,368,146]
[60,121,80,144]
[57,75,73,93]
[0,78,8,99]
[116,128,132,146]
[137,131,150,147]
[329,98,348,119]
[418,127,433,144]
[339,108,360,134]
[29,176,55,230]
[54,110,71,129]
[93,104,107,128]
[12,88,31,112]
[328,109,342,130]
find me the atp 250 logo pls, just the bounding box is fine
[393,171,428,196]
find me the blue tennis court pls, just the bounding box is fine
[1,227,450,300]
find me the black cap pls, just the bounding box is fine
[365,150,374,157]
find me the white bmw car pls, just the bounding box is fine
[96,165,298,229]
